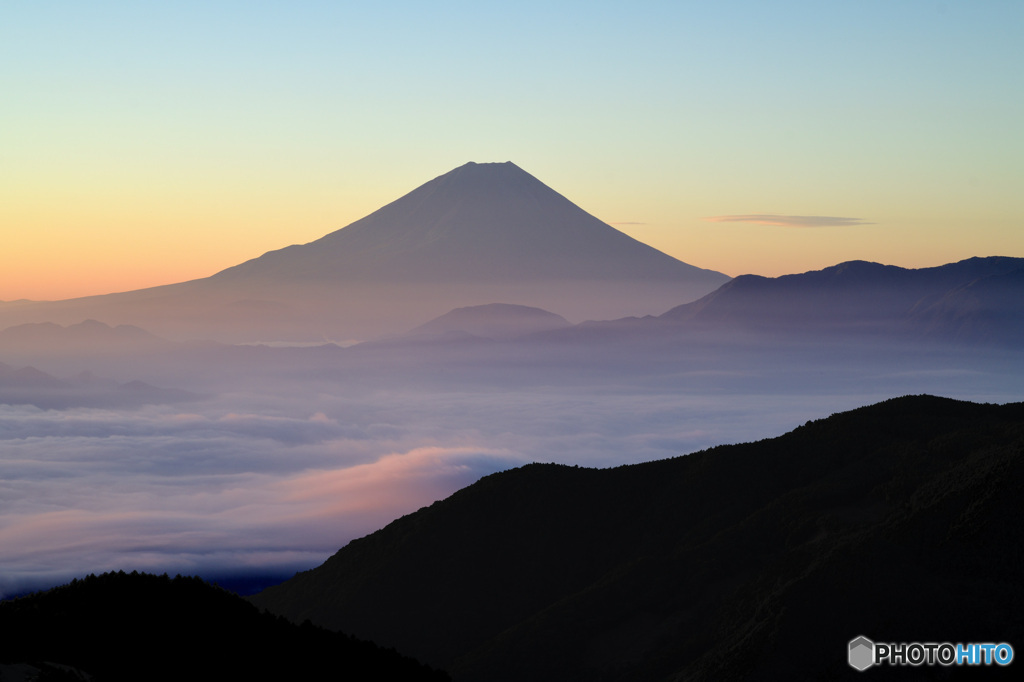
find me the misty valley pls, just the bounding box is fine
[2,163,1022,680]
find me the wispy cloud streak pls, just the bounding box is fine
[702,214,872,227]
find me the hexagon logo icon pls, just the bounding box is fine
[849,636,875,671]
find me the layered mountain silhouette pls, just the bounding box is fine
[251,395,1024,681]
[533,256,1024,348]
[0,319,169,355]
[0,361,199,410]
[659,256,1024,343]
[0,162,728,342]
[400,303,571,342]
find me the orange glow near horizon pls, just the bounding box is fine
[1,195,342,301]
[4,196,1020,301]
[2,141,1021,300]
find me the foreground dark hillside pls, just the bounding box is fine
[252,395,1024,681]
[0,571,449,682]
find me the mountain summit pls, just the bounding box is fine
[213,161,724,285]
[0,162,728,341]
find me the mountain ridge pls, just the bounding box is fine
[0,571,449,681]
[250,394,1024,680]
[400,303,572,342]
[626,255,1024,345]
[0,361,199,409]
[662,255,1024,325]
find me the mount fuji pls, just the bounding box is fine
[0,162,728,341]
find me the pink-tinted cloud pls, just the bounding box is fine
[275,446,516,523]
[702,214,872,227]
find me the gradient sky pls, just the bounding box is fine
[3,0,1022,301]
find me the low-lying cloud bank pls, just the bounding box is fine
[0,395,523,597]
[2,350,1021,598]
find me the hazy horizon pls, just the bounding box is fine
[3,318,1024,598]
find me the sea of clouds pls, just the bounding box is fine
[3,342,1022,598]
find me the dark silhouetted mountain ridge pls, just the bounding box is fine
[251,395,1024,681]
[0,571,449,682]
[657,256,1024,343]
